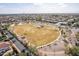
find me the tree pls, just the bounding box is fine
[2,24,10,30]
[36,16,42,21]
[0,35,7,41]
[75,32,79,41]
[28,46,38,56]
[65,46,79,56]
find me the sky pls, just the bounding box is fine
[0,3,79,14]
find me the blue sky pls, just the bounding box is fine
[0,3,79,14]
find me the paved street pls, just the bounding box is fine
[3,30,28,53]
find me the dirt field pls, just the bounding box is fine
[11,23,60,47]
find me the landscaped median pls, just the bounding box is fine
[10,22,61,49]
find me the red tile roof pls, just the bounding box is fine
[0,43,9,48]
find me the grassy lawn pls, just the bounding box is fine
[11,23,60,47]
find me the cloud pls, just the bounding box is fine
[33,3,67,8]
[0,3,78,13]
[56,3,67,7]
[29,3,68,13]
[33,3,44,6]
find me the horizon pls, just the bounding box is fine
[1,12,79,14]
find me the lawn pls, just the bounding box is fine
[11,23,60,47]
